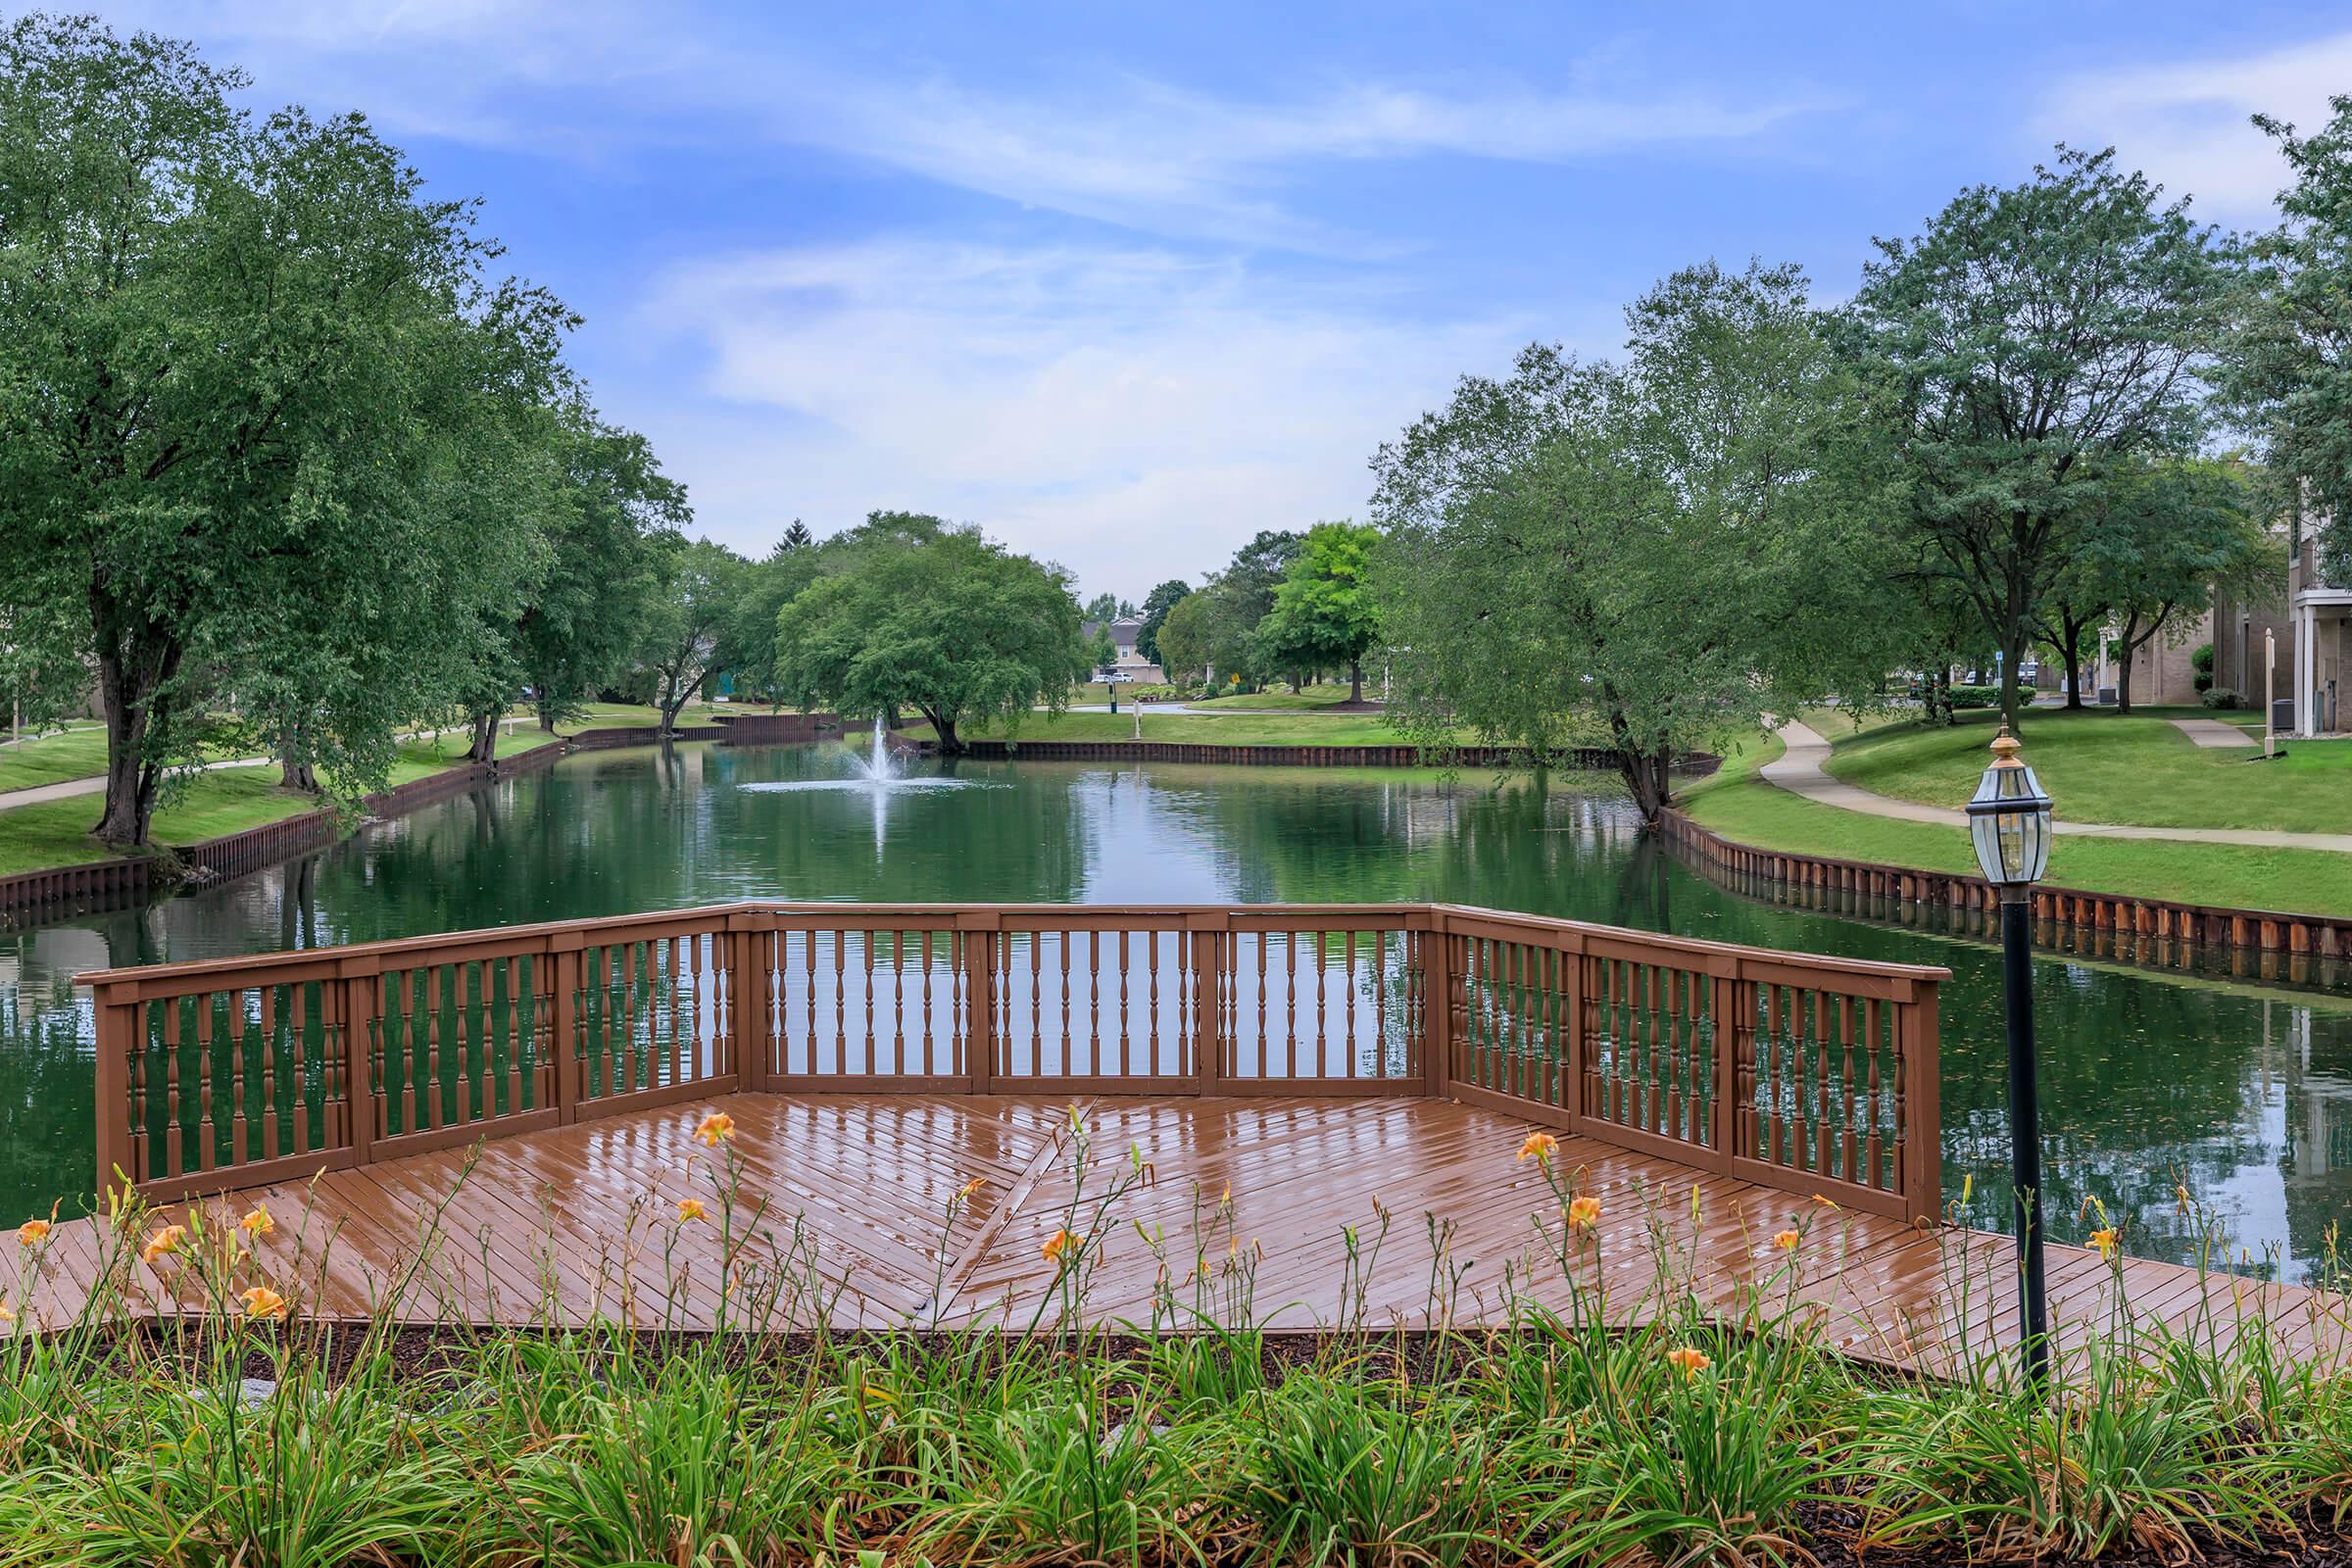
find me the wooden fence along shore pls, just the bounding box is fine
[1659,808,2352,964]
[0,712,843,926]
[948,738,1723,772]
[83,901,1949,1226]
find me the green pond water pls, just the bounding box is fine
[3,741,2348,1280]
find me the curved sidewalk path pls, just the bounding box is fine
[1763,719,2352,855]
[0,756,272,814]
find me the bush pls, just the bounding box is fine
[2193,642,2216,694]
[2202,687,2243,710]
[1947,685,2000,710]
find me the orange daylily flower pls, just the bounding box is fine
[0,1297,14,1325]
[1042,1228,1077,1264]
[238,1205,273,1241]
[695,1111,736,1147]
[238,1285,289,1321]
[1567,1196,1602,1231]
[140,1224,186,1263]
[1772,1229,1802,1251]
[2089,1227,2120,1260]
[16,1219,49,1249]
[1665,1346,1711,1380]
[677,1198,707,1223]
[1517,1132,1558,1165]
[956,1176,984,1203]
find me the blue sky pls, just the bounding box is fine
[84,2,2352,599]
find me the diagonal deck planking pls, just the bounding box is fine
[11,1093,2342,1371]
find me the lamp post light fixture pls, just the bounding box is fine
[1965,727,2055,1387]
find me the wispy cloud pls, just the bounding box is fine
[123,2,1820,246]
[638,240,1562,591]
[2043,29,2352,221]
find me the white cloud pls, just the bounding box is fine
[637,241,1562,593]
[2043,30,2352,220]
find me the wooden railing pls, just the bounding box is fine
[82,904,1948,1220]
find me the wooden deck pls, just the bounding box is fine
[14,1093,2339,1373]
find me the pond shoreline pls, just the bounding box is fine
[0,712,843,927]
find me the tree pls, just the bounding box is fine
[637,539,748,737]
[475,408,684,754]
[2080,458,2271,712]
[772,519,1090,752]
[2230,96,2352,585]
[0,17,575,844]
[729,528,827,711]
[1843,146,2234,733]
[1255,522,1383,701]
[1154,581,1245,684]
[1083,592,1120,623]
[1135,580,1191,667]
[1375,262,1893,823]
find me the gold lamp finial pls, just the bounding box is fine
[1989,728,2024,768]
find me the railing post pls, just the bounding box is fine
[1188,910,1229,1095]
[1901,978,1943,1225]
[726,908,773,1092]
[93,984,137,1195]
[1711,956,1740,1164]
[1421,909,1450,1100]
[550,934,584,1125]
[957,911,999,1095]
[337,956,381,1167]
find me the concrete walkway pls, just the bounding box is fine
[1763,719,2352,855]
[0,756,274,814]
[2171,716,2258,749]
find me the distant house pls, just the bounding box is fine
[1080,616,1165,684]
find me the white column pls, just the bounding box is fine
[2297,606,2316,735]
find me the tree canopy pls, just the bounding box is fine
[771,517,1090,751]
[1135,580,1191,667]
[1254,521,1383,701]
[1842,146,2234,732]
[1375,261,1893,820]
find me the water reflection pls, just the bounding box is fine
[1,745,2348,1279]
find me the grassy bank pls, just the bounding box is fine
[1678,731,2352,917]
[3,1138,2347,1566]
[947,710,1426,747]
[0,731,560,880]
[1819,708,2351,834]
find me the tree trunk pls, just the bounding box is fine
[926,707,961,754]
[1348,660,1363,703]
[1999,612,2030,736]
[536,703,558,734]
[2116,645,2134,715]
[278,732,318,793]
[467,710,499,763]
[1618,747,1672,825]
[89,608,179,848]
[2057,638,2083,710]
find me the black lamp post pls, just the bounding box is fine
[1964,727,2055,1386]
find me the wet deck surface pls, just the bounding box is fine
[12,1095,2339,1372]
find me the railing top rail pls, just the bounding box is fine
[77,898,1950,995]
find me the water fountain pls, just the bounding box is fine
[738,713,984,800]
[849,712,898,783]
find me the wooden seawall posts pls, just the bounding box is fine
[1659,808,2352,965]
[950,739,1722,772]
[83,900,1950,1226]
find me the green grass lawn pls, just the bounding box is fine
[1679,730,2352,917]
[942,710,1427,747]
[1817,708,2352,834]
[1185,682,1377,710]
[0,733,565,879]
[0,725,114,795]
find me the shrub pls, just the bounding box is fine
[1947,684,2000,710]
[2202,687,2243,710]
[2193,641,2216,693]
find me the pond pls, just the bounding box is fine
[4,740,2349,1280]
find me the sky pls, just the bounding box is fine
[72,1,2352,600]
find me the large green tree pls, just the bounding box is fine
[0,17,571,843]
[636,538,748,737]
[1134,579,1191,668]
[2230,95,2352,585]
[2078,457,2272,713]
[1375,261,1893,822]
[772,516,1090,752]
[729,525,826,710]
[1254,521,1383,701]
[1843,146,2234,733]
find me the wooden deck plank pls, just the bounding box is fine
[14,1091,2337,1374]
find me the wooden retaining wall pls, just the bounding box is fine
[0,716,841,927]
[1659,808,2352,962]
